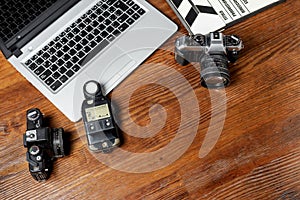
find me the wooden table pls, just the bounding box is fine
[1,0,299,199]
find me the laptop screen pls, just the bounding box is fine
[0,0,59,43]
[0,0,80,57]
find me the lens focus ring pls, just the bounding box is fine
[200,54,230,88]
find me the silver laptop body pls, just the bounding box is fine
[4,0,177,122]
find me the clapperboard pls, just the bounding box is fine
[166,0,285,34]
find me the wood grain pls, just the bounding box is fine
[0,0,299,199]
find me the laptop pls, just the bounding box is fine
[0,0,177,122]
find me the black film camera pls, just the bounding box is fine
[175,32,244,88]
[82,80,121,153]
[23,108,65,182]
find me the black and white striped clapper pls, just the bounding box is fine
[168,0,226,34]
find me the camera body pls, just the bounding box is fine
[175,32,243,88]
[81,80,121,153]
[23,108,64,182]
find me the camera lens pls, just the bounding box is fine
[52,128,65,158]
[200,54,230,88]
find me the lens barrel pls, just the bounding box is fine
[200,54,230,88]
[52,128,65,158]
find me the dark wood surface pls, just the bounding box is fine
[1,0,299,199]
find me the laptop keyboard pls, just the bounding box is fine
[0,0,59,43]
[22,0,147,93]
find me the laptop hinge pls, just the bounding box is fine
[13,49,23,58]
[0,38,12,58]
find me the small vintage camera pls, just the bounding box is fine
[175,32,244,88]
[82,80,121,153]
[23,108,65,182]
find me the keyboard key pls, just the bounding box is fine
[138,8,146,15]
[101,31,109,38]
[71,56,80,63]
[49,47,56,54]
[84,18,92,24]
[69,49,77,56]
[64,61,73,69]
[28,63,38,71]
[49,56,58,63]
[40,69,51,80]
[62,54,71,61]
[62,46,70,52]
[115,9,122,16]
[126,18,135,25]
[42,61,51,68]
[89,41,97,48]
[101,4,109,10]
[56,59,64,66]
[109,14,117,21]
[95,36,103,43]
[97,16,105,22]
[115,1,129,11]
[132,4,140,11]
[34,66,45,75]
[78,23,86,30]
[132,13,140,20]
[72,27,80,34]
[112,21,120,28]
[60,37,68,44]
[45,77,55,86]
[109,7,116,13]
[55,50,64,57]
[103,11,110,18]
[77,51,85,59]
[92,29,100,36]
[66,70,75,78]
[118,14,129,23]
[127,9,134,15]
[96,8,103,15]
[72,65,81,72]
[107,35,115,42]
[127,0,134,6]
[83,46,91,53]
[113,30,121,37]
[86,33,94,40]
[36,58,44,65]
[90,13,97,19]
[50,64,58,72]
[107,26,114,33]
[98,24,106,31]
[104,19,112,26]
[91,21,99,27]
[42,52,50,59]
[59,75,68,83]
[58,67,67,74]
[54,42,62,49]
[50,81,62,91]
[67,33,74,39]
[119,23,129,32]
[80,30,88,37]
[68,40,76,47]
[106,0,114,5]
[80,38,89,46]
[74,44,83,51]
[52,72,61,79]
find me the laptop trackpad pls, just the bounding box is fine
[85,45,135,85]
